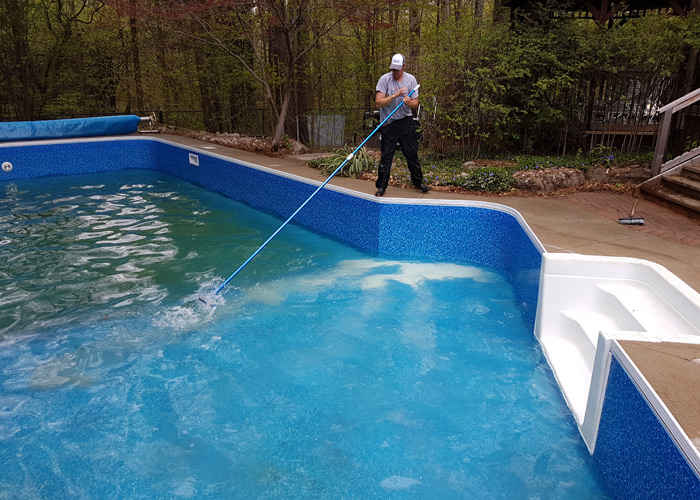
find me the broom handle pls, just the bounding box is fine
[631,197,639,217]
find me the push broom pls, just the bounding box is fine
[618,197,644,225]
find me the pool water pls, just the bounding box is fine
[0,170,608,498]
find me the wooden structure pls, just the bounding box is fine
[501,1,694,152]
[501,1,691,26]
[636,87,700,220]
[651,87,700,175]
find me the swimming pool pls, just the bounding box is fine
[2,135,700,498]
[0,169,608,497]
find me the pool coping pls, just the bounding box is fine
[7,134,697,430]
[4,132,700,495]
[150,133,700,476]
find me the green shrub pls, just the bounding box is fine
[392,157,515,193]
[390,148,651,193]
[511,150,653,171]
[424,165,514,192]
[308,146,375,178]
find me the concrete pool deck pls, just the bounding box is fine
[160,133,700,456]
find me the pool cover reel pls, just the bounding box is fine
[207,85,421,301]
[0,115,144,142]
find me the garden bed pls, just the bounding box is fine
[161,127,652,196]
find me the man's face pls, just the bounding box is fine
[391,67,404,79]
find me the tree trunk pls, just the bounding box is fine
[291,24,310,143]
[683,48,699,95]
[474,0,485,19]
[2,0,33,119]
[438,0,451,27]
[194,48,217,133]
[154,26,175,108]
[119,28,133,113]
[129,11,144,112]
[388,7,399,51]
[272,84,292,149]
[409,7,421,67]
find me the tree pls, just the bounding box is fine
[0,0,33,118]
[107,0,369,148]
[0,0,105,120]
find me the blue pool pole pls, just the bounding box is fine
[213,85,421,296]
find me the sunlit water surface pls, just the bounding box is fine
[0,170,608,498]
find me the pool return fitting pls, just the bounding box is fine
[201,85,421,304]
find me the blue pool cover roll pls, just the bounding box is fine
[0,115,142,142]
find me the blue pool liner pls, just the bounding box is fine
[4,136,700,496]
[0,137,543,330]
[595,355,700,499]
[0,115,142,142]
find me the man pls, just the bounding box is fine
[374,53,430,197]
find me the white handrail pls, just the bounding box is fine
[657,87,700,114]
[652,87,700,176]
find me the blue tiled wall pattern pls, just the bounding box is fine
[5,137,699,496]
[147,141,383,255]
[0,139,156,178]
[594,355,700,499]
[376,203,541,326]
[0,138,541,329]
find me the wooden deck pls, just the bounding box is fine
[502,0,691,25]
[586,123,658,135]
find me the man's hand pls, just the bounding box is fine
[376,86,418,109]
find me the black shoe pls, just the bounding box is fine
[375,187,386,197]
[418,183,430,193]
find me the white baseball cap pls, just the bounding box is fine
[389,54,405,70]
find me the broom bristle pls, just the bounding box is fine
[618,217,645,225]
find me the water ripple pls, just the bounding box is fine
[0,174,198,337]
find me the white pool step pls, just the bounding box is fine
[539,333,595,424]
[535,253,700,451]
[547,282,696,424]
[597,282,700,335]
[560,309,620,359]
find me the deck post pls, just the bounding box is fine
[652,110,673,176]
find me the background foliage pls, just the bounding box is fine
[1,0,699,155]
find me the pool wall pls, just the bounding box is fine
[0,137,543,329]
[5,135,700,498]
[594,343,700,499]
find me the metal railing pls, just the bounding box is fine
[652,87,700,176]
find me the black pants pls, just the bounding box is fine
[376,116,423,190]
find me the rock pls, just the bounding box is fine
[461,161,477,168]
[287,139,308,155]
[514,168,585,192]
